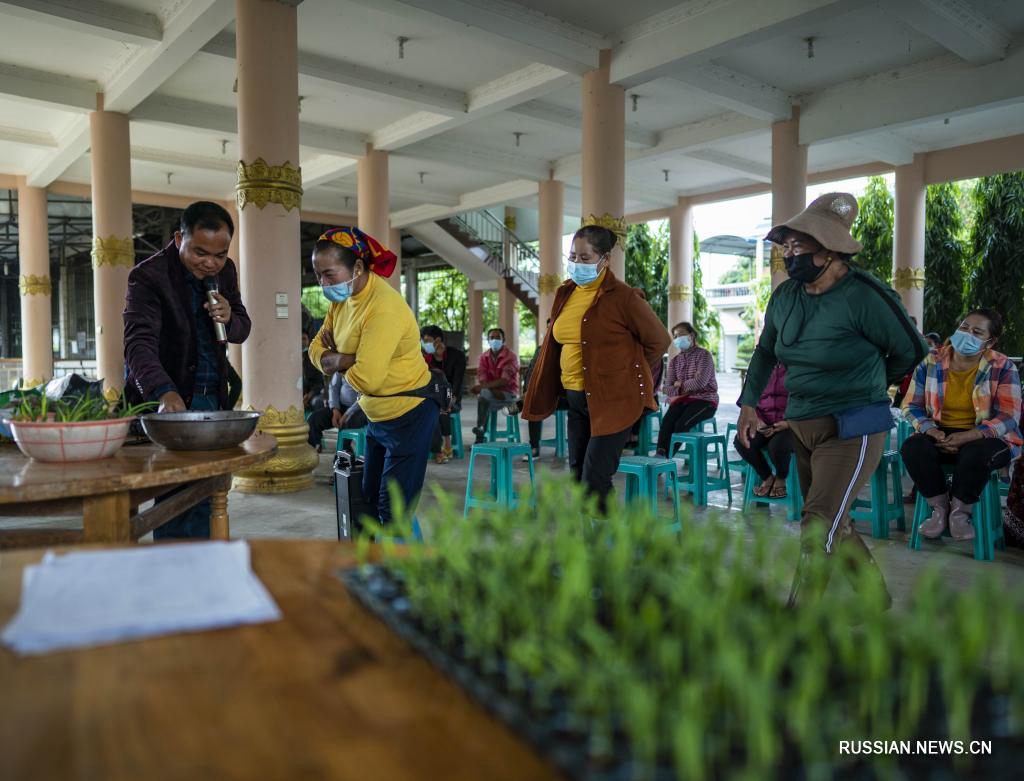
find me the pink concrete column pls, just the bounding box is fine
[581,49,626,277]
[537,178,564,334]
[234,0,315,493]
[467,281,482,366]
[499,280,519,356]
[89,106,133,393]
[668,198,694,335]
[358,143,393,285]
[770,107,807,289]
[388,224,402,293]
[16,178,53,387]
[224,200,243,385]
[893,153,926,325]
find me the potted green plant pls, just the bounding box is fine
[3,392,155,462]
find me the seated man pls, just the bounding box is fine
[307,371,367,450]
[471,327,519,444]
[124,201,250,539]
[421,325,466,464]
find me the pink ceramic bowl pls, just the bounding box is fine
[5,417,135,462]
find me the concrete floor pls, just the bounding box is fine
[8,373,1024,603]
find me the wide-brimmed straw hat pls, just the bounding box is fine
[765,192,862,254]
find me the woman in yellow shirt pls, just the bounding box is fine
[307,227,433,528]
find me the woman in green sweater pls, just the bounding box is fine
[737,192,926,608]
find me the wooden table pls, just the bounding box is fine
[0,540,562,781]
[0,434,277,548]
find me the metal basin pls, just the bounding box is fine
[140,410,262,451]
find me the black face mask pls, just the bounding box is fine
[784,252,830,283]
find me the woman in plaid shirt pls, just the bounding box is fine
[901,308,1022,541]
[655,322,719,457]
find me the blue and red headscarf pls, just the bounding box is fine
[318,227,398,278]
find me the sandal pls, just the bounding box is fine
[753,479,773,498]
[769,480,787,499]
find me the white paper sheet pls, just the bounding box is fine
[2,541,281,655]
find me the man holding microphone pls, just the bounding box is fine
[124,201,250,538]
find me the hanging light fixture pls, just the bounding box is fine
[631,94,639,113]
[397,36,409,59]
[418,171,427,185]
[513,131,523,148]
[805,36,815,59]
[663,169,670,183]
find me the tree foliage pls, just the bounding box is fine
[419,268,468,334]
[923,182,967,341]
[719,255,755,284]
[851,176,894,284]
[965,173,1024,356]
[625,222,669,325]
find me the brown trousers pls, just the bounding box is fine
[788,415,887,554]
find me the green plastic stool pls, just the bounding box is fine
[908,469,1005,561]
[724,422,745,476]
[850,450,906,538]
[335,427,367,458]
[668,432,733,507]
[896,419,913,474]
[449,410,465,459]
[617,455,681,529]
[539,408,568,458]
[635,409,662,456]
[486,407,522,443]
[464,442,535,516]
[741,453,802,522]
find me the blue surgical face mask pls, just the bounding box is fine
[673,335,692,351]
[322,279,353,303]
[422,340,437,355]
[567,259,603,286]
[951,329,985,356]
[488,338,504,352]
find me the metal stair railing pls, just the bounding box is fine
[449,210,540,301]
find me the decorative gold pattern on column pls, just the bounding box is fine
[21,377,48,389]
[18,274,52,296]
[769,245,786,274]
[580,213,628,241]
[894,267,925,290]
[233,404,318,493]
[538,273,563,295]
[668,284,692,302]
[236,158,303,211]
[91,236,135,269]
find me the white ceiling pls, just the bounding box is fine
[0,0,1021,229]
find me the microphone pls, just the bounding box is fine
[203,277,228,344]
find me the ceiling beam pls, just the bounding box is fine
[131,95,368,158]
[0,125,57,148]
[507,100,656,147]
[346,0,604,75]
[849,131,916,166]
[302,157,359,189]
[681,149,772,182]
[0,0,162,45]
[392,178,538,228]
[372,64,575,151]
[201,33,468,116]
[104,0,234,113]
[395,138,551,180]
[130,146,237,173]
[671,64,794,122]
[878,0,1009,66]
[0,62,97,112]
[321,180,462,208]
[799,47,1024,145]
[610,0,864,87]
[25,115,90,187]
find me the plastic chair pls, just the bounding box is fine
[668,432,733,507]
[635,409,662,456]
[539,408,568,458]
[486,407,522,443]
[617,455,681,530]
[449,410,465,459]
[724,422,746,477]
[335,427,367,458]
[908,469,1006,561]
[850,450,906,538]
[741,453,802,522]
[464,442,535,516]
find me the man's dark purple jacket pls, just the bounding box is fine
[123,240,250,409]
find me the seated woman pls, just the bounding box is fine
[733,362,793,498]
[307,227,435,527]
[655,322,718,457]
[901,308,1022,540]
